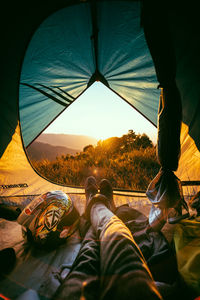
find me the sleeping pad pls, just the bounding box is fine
[0,204,192,299]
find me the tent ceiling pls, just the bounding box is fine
[19,1,159,147]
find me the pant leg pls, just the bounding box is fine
[90,203,162,300]
[54,225,100,300]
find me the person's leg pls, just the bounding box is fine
[53,177,100,300]
[55,176,162,300]
[87,195,162,300]
[53,225,100,300]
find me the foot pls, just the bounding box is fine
[99,179,116,212]
[148,204,167,232]
[84,176,98,204]
[189,191,200,216]
[148,200,190,232]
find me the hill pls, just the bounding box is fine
[26,142,79,161]
[35,133,98,150]
[32,131,159,189]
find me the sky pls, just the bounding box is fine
[44,82,157,144]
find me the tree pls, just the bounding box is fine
[83,144,94,152]
[121,130,136,151]
[134,134,153,149]
[101,137,121,154]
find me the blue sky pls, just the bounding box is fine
[44,82,157,144]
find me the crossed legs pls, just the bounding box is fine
[54,177,162,300]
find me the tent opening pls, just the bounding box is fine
[26,82,159,190]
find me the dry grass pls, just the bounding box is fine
[31,132,160,190]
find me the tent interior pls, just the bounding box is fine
[0,0,200,299]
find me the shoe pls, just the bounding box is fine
[148,198,190,231]
[84,193,109,221]
[167,197,190,224]
[147,169,190,231]
[167,179,190,224]
[84,176,98,204]
[99,179,116,212]
[189,191,200,216]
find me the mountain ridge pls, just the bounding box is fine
[36,133,98,149]
[27,141,80,161]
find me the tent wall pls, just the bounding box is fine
[19,1,159,147]
[0,1,80,158]
[169,4,200,182]
[0,123,83,208]
[0,0,200,201]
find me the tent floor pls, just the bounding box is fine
[0,197,193,299]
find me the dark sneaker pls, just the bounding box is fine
[189,191,200,216]
[99,179,116,212]
[168,195,190,224]
[84,176,98,204]
[168,205,190,224]
[148,199,190,232]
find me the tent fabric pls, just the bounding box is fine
[169,3,200,184]
[0,123,81,200]
[20,2,95,146]
[174,219,200,294]
[0,1,200,298]
[19,1,159,147]
[0,2,199,221]
[176,123,200,184]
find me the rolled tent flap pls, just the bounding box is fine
[142,0,189,225]
[146,85,183,212]
[142,0,200,204]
